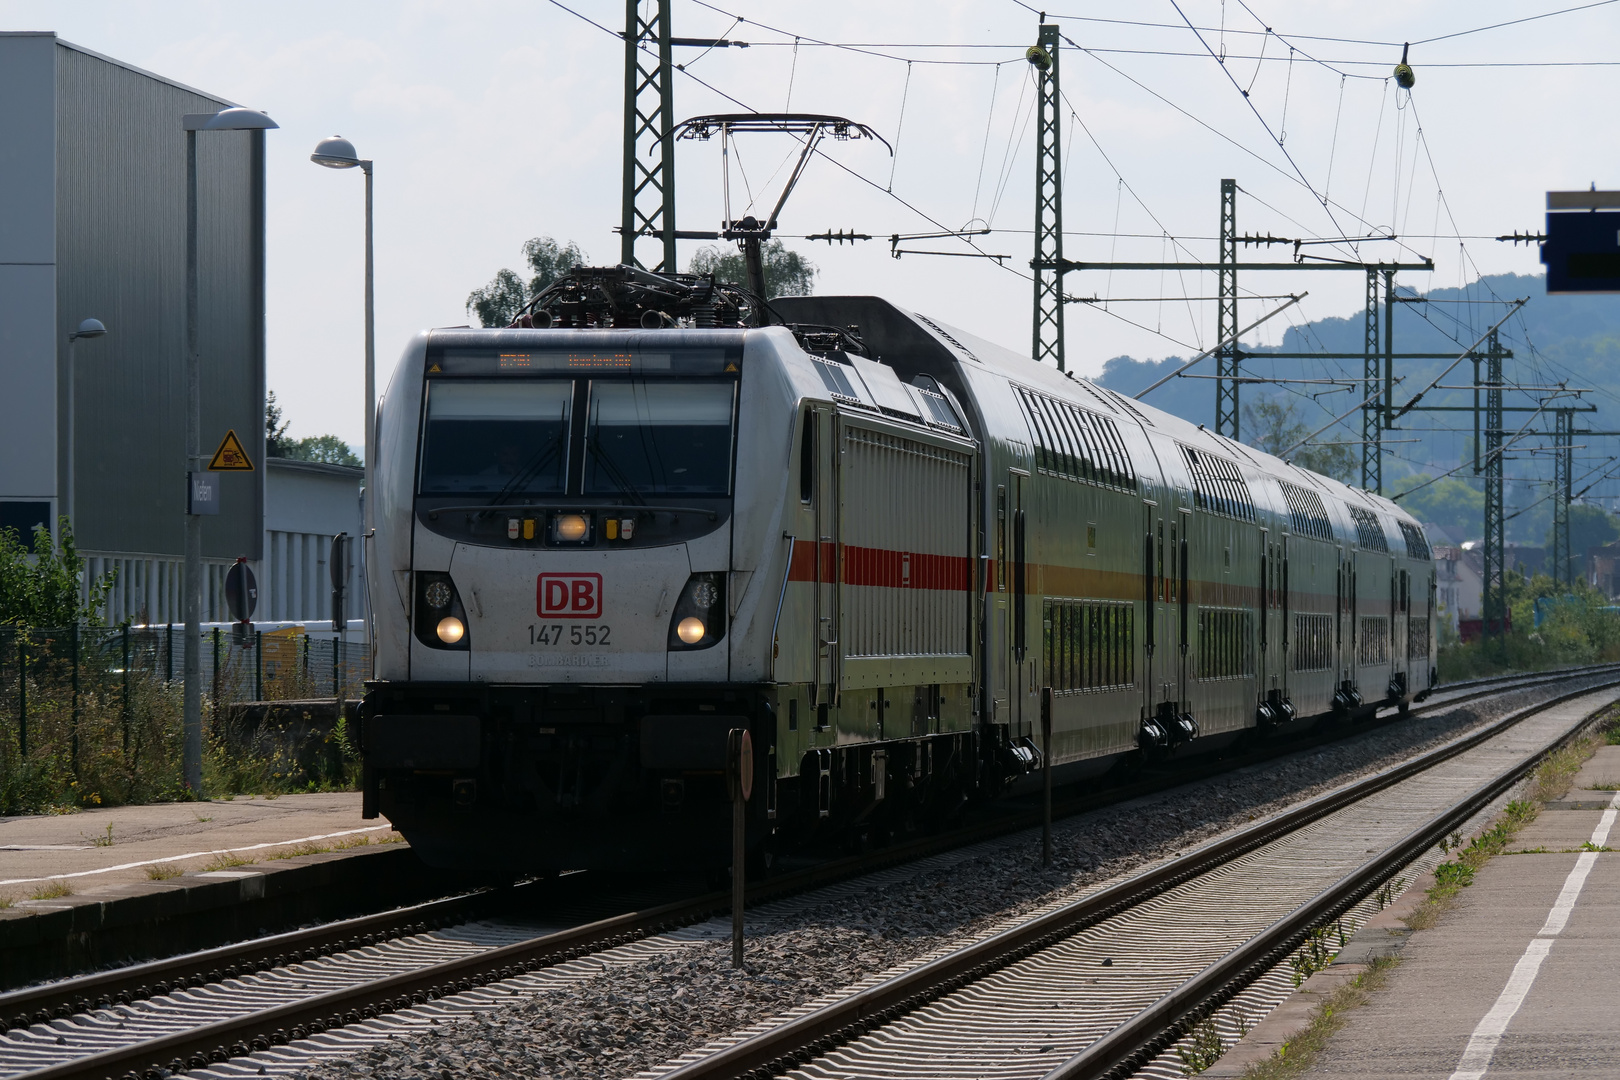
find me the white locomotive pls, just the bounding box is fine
[359,267,1436,871]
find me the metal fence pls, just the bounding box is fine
[1,625,368,757]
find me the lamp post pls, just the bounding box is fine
[64,318,108,531]
[181,107,278,794]
[309,136,375,536]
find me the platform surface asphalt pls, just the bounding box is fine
[0,792,388,895]
[1305,744,1620,1079]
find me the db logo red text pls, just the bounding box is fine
[537,573,602,619]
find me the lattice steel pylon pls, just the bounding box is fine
[1554,407,1573,588]
[1482,329,1506,641]
[1031,24,1064,372]
[621,0,677,272]
[1214,179,1239,438]
[1361,268,1382,493]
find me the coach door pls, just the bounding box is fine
[1142,500,1162,720]
[811,408,841,709]
[1391,555,1407,693]
[1008,470,1030,740]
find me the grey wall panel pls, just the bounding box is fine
[0,34,56,265]
[54,42,264,561]
[0,265,58,503]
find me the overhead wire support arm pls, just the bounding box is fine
[1133,293,1306,399]
[1390,298,1529,421]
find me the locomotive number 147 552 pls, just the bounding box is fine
[529,624,612,647]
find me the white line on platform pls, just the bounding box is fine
[0,826,393,887]
[1446,789,1620,1080]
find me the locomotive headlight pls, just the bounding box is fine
[668,573,726,651]
[552,513,591,543]
[414,572,470,651]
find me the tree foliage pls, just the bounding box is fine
[1549,502,1620,557]
[0,520,115,628]
[1395,474,1484,537]
[688,240,817,297]
[467,237,587,327]
[278,435,361,467]
[265,390,291,457]
[264,390,361,466]
[1241,395,1357,483]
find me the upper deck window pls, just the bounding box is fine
[584,381,736,496]
[419,380,572,495]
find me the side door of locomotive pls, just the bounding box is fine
[811,407,841,709]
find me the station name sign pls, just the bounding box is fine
[1543,190,1620,294]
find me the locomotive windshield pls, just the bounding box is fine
[585,381,735,496]
[418,380,572,495]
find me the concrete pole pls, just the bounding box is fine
[183,128,203,794]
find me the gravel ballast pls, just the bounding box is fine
[282,681,1592,1080]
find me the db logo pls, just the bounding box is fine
[537,573,602,619]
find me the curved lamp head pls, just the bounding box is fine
[183,107,279,131]
[69,318,108,342]
[311,136,364,169]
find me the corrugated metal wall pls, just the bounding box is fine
[839,426,971,658]
[54,41,265,561]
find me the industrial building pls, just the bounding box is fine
[0,32,363,628]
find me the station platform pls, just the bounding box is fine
[1299,744,1620,1078]
[0,792,388,897]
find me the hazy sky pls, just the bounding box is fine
[4,0,1616,446]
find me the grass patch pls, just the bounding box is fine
[0,894,13,909]
[264,834,377,861]
[29,879,73,900]
[201,851,254,871]
[144,862,182,881]
[1237,956,1399,1080]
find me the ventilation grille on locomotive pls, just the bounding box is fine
[1348,505,1390,552]
[1181,446,1256,522]
[1399,521,1431,561]
[1015,388,1137,492]
[1280,481,1334,541]
[1043,598,1134,692]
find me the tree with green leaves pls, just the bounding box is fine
[1241,395,1356,483]
[265,391,362,466]
[265,390,291,457]
[279,435,361,467]
[688,240,816,297]
[0,520,115,628]
[467,237,588,327]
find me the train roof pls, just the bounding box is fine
[771,294,1424,538]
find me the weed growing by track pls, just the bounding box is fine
[1236,956,1398,1080]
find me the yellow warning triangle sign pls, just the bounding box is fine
[208,429,255,472]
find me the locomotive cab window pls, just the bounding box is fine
[584,381,737,496]
[799,412,815,505]
[419,380,572,495]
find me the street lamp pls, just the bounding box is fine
[309,136,375,529]
[181,106,278,794]
[64,317,108,532]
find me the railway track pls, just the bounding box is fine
[653,677,1620,1080]
[0,663,1610,1080]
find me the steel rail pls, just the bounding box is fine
[9,663,1609,1080]
[652,676,1620,1080]
[1047,686,1620,1080]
